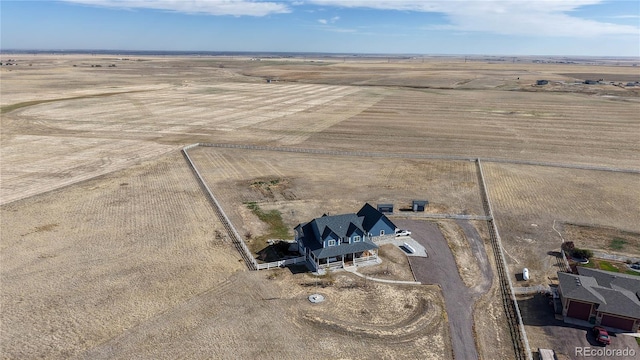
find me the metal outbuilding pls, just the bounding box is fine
[377,204,394,214]
[412,200,428,212]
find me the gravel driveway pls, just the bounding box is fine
[396,219,493,360]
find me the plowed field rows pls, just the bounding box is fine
[2,81,381,205]
[0,135,177,204]
[14,82,370,137]
[306,88,640,170]
[0,152,244,359]
[3,55,639,359]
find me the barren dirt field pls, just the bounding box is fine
[2,54,639,359]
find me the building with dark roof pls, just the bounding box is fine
[412,200,428,212]
[295,203,397,271]
[376,203,394,214]
[557,268,640,332]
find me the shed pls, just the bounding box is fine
[412,200,428,212]
[376,204,394,214]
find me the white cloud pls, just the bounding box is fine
[609,15,640,19]
[318,15,339,24]
[306,0,640,37]
[63,0,291,17]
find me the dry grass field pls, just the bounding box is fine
[186,146,483,251]
[2,54,639,359]
[483,162,640,283]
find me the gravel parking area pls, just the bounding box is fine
[399,218,493,360]
[519,293,639,360]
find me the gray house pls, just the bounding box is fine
[557,268,640,332]
[295,203,397,271]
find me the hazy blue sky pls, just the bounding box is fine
[1,0,639,56]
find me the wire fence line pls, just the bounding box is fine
[477,159,532,360]
[256,256,307,270]
[196,142,640,174]
[181,142,630,360]
[182,144,258,271]
[390,213,492,221]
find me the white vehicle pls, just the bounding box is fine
[395,229,411,237]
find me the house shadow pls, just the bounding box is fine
[286,264,309,274]
[517,292,565,327]
[256,241,296,263]
[518,292,626,339]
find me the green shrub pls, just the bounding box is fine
[573,248,593,259]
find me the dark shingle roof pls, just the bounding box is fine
[596,287,640,318]
[577,267,640,294]
[299,222,321,252]
[558,272,605,304]
[558,269,640,320]
[314,213,364,239]
[296,206,386,259]
[357,202,394,233]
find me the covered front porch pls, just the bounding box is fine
[309,249,379,270]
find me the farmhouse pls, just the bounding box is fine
[295,203,397,271]
[557,268,640,332]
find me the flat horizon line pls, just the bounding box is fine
[1,49,639,60]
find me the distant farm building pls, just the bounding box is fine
[412,200,428,212]
[294,203,396,271]
[536,80,549,86]
[377,203,394,214]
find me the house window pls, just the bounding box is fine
[380,230,385,236]
[328,239,336,246]
[353,236,361,242]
